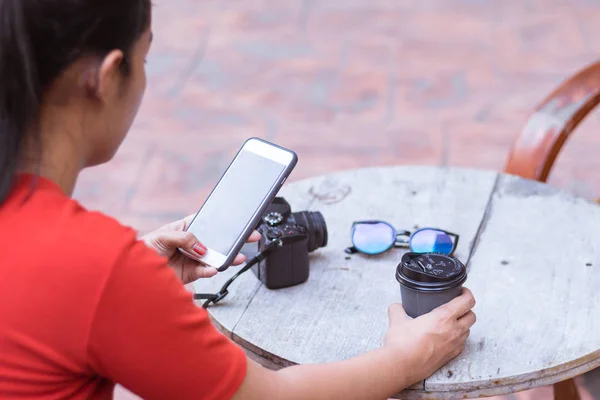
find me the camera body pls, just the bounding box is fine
[252,197,328,289]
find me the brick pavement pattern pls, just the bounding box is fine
[76,0,600,234]
[74,0,600,398]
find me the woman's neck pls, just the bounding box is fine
[21,160,81,197]
[20,112,87,197]
[20,146,83,197]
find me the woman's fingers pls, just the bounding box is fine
[181,214,196,230]
[438,288,476,320]
[192,265,219,279]
[248,230,261,243]
[149,230,206,257]
[458,310,477,330]
[159,214,260,266]
[232,254,247,265]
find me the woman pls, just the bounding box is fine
[0,0,476,399]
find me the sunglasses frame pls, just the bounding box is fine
[346,220,460,256]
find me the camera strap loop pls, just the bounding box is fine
[193,239,282,308]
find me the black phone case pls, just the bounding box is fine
[185,137,298,272]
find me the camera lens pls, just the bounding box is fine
[291,211,328,252]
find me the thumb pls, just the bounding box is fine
[153,230,203,256]
[388,303,410,327]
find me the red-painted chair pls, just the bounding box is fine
[504,60,600,400]
[505,61,600,188]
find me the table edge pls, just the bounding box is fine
[217,314,600,396]
[286,165,597,206]
[395,354,600,399]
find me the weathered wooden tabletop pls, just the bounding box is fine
[193,166,600,399]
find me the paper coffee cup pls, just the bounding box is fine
[396,252,467,318]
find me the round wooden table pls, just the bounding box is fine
[193,166,600,399]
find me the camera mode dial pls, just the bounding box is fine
[264,212,284,226]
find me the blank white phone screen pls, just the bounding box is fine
[187,149,286,256]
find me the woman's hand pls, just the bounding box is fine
[142,215,261,284]
[384,288,476,384]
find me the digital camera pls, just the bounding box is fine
[252,197,328,289]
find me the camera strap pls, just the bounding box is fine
[193,239,282,308]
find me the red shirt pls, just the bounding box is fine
[0,175,247,399]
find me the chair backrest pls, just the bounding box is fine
[504,61,600,182]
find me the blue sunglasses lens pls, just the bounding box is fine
[410,229,454,254]
[352,222,396,255]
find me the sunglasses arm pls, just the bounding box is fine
[449,232,459,252]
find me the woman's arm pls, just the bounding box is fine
[233,293,476,400]
[86,237,251,400]
[236,348,413,400]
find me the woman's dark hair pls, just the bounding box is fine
[0,0,151,203]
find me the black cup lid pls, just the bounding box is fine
[396,252,467,291]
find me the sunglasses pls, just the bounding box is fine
[345,221,459,256]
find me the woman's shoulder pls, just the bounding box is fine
[5,174,144,262]
[55,200,160,275]
[20,187,151,277]
[66,206,141,255]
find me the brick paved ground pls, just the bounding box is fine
[92,0,600,398]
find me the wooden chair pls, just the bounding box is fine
[504,60,600,400]
[505,60,600,186]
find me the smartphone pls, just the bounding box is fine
[180,138,297,271]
